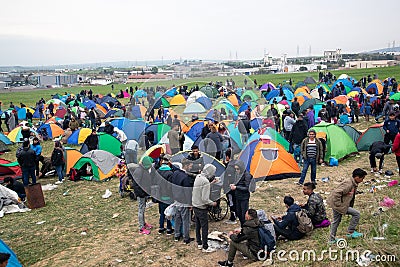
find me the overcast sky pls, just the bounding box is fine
[1,0,399,66]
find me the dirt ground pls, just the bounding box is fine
[17,148,398,267]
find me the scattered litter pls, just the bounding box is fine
[102,189,112,199]
[321,177,330,183]
[146,202,155,208]
[357,253,376,266]
[165,256,172,260]
[63,190,69,196]
[129,252,134,255]
[208,231,226,242]
[36,221,46,225]
[388,180,398,187]
[137,251,143,254]
[380,197,395,208]
[115,259,123,263]
[375,185,387,190]
[372,237,385,240]
[41,184,58,191]
[81,231,87,236]
[88,196,93,200]
[369,186,376,193]
[112,213,119,219]
[146,260,154,264]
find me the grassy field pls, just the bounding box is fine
[0,67,399,266]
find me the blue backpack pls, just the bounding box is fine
[258,226,276,253]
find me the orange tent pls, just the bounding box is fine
[239,136,300,180]
[227,94,240,107]
[332,95,348,105]
[169,110,189,132]
[294,86,310,95]
[65,147,82,174]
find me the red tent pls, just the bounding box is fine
[0,159,22,182]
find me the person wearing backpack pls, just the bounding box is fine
[300,182,329,228]
[51,141,65,185]
[271,196,305,241]
[218,209,262,267]
[327,168,366,243]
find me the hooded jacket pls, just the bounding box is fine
[192,164,216,209]
[230,217,262,256]
[272,204,304,240]
[327,177,358,215]
[171,168,193,206]
[234,160,252,200]
[289,120,308,145]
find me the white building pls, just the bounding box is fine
[324,49,342,62]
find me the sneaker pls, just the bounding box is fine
[139,228,150,235]
[55,180,63,185]
[312,181,318,185]
[346,231,363,238]
[202,247,216,253]
[294,182,303,186]
[197,244,203,250]
[378,169,383,174]
[218,260,233,267]
[174,236,181,242]
[166,229,174,236]
[158,228,166,234]
[371,168,375,173]
[144,223,153,230]
[225,220,237,225]
[328,239,338,245]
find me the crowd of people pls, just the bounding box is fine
[1,72,399,266]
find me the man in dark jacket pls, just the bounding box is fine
[131,156,154,235]
[218,209,262,266]
[171,159,194,244]
[291,97,300,116]
[4,177,26,200]
[369,141,391,173]
[103,121,114,135]
[88,108,96,129]
[17,140,37,186]
[237,114,251,144]
[383,112,400,144]
[84,129,99,151]
[272,196,305,240]
[289,114,308,164]
[187,145,204,174]
[230,160,252,226]
[223,149,237,224]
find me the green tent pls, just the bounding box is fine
[389,92,400,101]
[80,133,122,156]
[199,85,219,98]
[337,124,361,144]
[264,127,289,151]
[356,124,385,151]
[240,90,259,101]
[312,122,358,161]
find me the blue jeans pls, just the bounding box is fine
[22,166,36,186]
[137,197,146,230]
[55,165,64,182]
[299,158,317,184]
[174,206,190,241]
[158,202,172,230]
